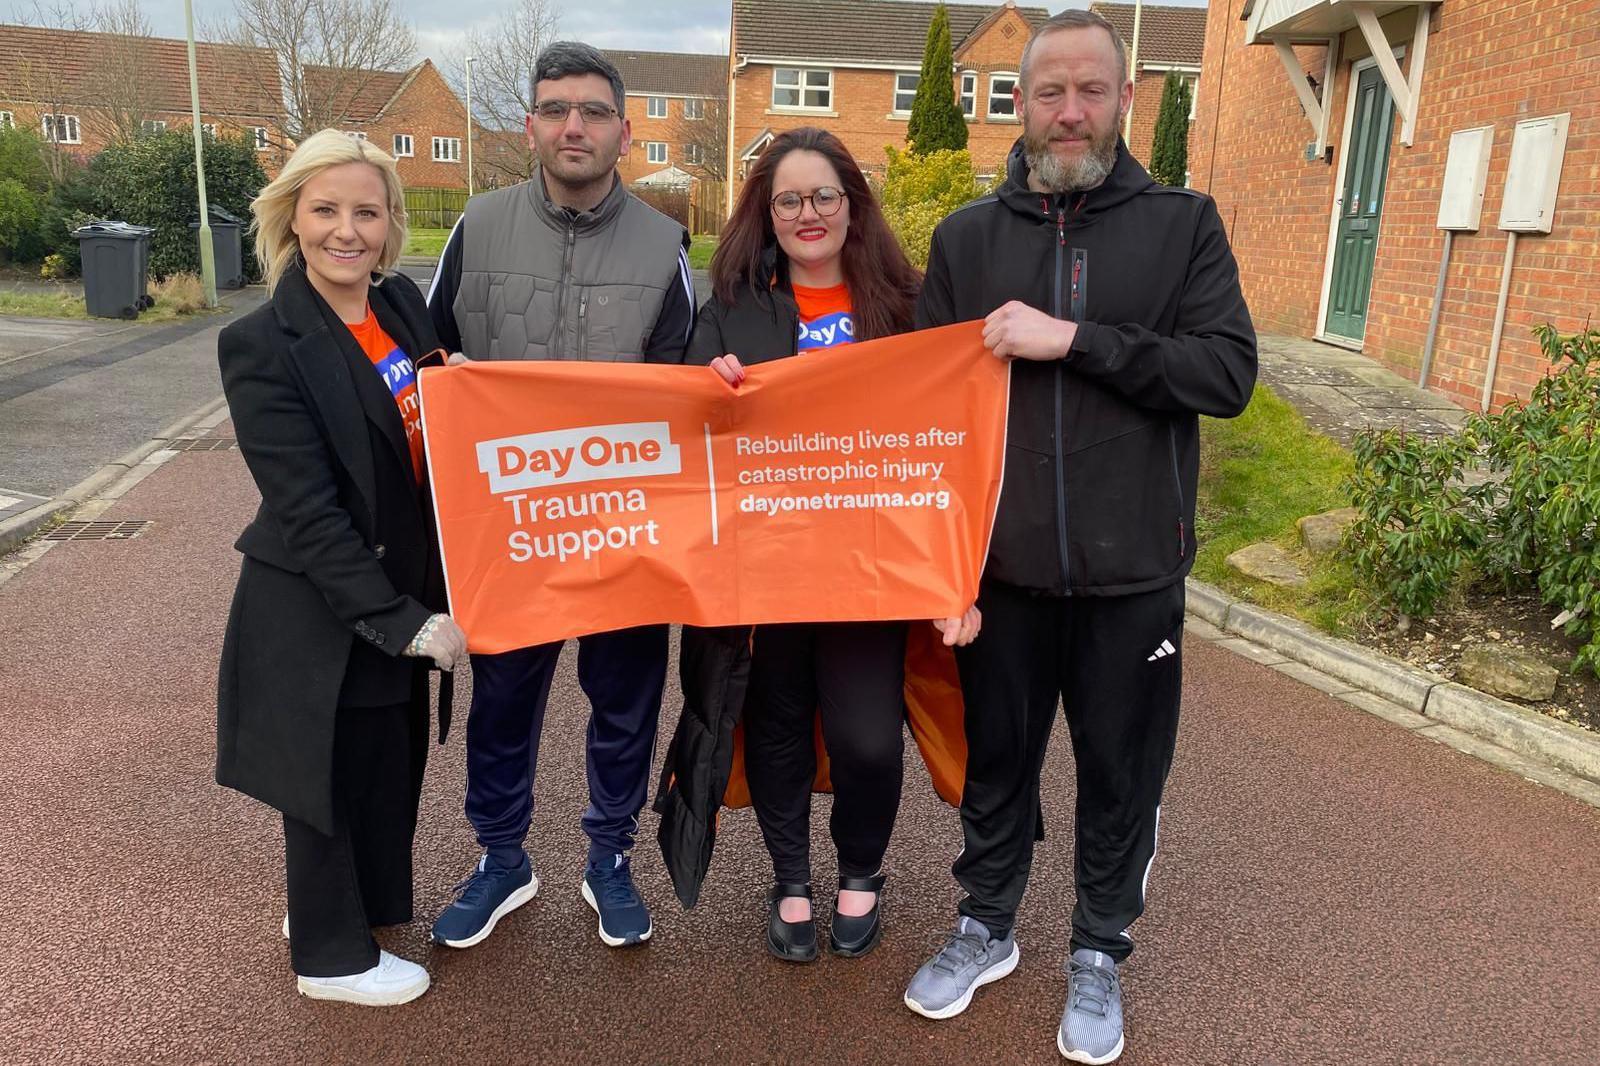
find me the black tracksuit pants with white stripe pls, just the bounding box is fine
[953,577,1184,961]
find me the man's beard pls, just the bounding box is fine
[1024,122,1118,193]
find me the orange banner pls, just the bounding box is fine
[418,321,1008,654]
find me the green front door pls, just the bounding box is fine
[1325,64,1396,342]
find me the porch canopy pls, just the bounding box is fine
[1241,0,1441,149]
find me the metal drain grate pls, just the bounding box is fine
[44,520,152,542]
[167,438,238,452]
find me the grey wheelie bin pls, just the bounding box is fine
[73,221,153,319]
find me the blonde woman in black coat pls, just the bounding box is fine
[216,129,465,1005]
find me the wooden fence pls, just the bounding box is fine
[405,187,470,229]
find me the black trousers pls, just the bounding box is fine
[283,697,427,977]
[953,578,1184,960]
[743,621,907,885]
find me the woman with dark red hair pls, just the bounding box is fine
[654,127,980,964]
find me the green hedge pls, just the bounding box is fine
[89,129,267,280]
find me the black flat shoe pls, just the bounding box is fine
[766,882,818,963]
[830,872,886,958]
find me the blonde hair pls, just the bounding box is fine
[249,128,409,293]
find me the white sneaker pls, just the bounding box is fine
[295,950,430,1006]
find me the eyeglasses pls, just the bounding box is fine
[770,186,846,221]
[533,100,619,124]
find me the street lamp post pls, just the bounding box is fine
[1122,0,1144,145]
[465,55,475,196]
[183,0,217,307]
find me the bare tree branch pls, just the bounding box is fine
[79,0,163,146]
[219,0,417,142]
[440,0,559,186]
[667,96,727,184]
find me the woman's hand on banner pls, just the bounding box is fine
[709,353,746,388]
[406,613,469,671]
[933,604,982,647]
[447,351,471,366]
[982,301,1077,361]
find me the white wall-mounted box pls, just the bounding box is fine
[1499,113,1570,233]
[1436,126,1494,231]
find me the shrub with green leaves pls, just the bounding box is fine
[1345,323,1600,676]
[0,126,52,262]
[1343,426,1480,620]
[880,145,983,269]
[88,128,267,280]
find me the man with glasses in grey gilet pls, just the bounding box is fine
[426,41,694,951]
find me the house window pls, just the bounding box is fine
[42,114,81,144]
[202,123,217,138]
[393,133,413,157]
[1186,74,1199,120]
[772,67,832,110]
[348,131,367,141]
[959,71,976,117]
[683,97,704,120]
[893,72,919,115]
[646,141,668,164]
[647,96,668,118]
[0,111,12,129]
[432,136,461,162]
[988,73,1018,119]
[684,143,702,165]
[252,127,270,150]
[140,119,166,135]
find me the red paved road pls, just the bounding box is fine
[2,437,1597,1065]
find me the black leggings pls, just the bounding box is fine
[743,620,907,885]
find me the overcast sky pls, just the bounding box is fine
[7,0,1207,59]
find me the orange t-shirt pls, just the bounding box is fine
[792,283,855,353]
[347,309,424,480]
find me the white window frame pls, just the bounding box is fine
[647,96,668,119]
[42,114,81,144]
[987,73,1018,120]
[252,127,270,150]
[0,111,13,129]
[392,133,413,157]
[646,141,668,164]
[959,71,977,118]
[683,97,705,120]
[140,119,166,135]
[1187,74,1200,121]
[772,67,833,111]
[432,136,461,162]
[201,123,217,138]
[892,71,919,115]
[684,142,703,166]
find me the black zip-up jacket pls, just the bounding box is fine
[917,140,1256,596]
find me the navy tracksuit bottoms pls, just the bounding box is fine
[464,624,668,868]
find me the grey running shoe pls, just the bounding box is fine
[903,916,1020,1020]
[1057,948,1125,1064]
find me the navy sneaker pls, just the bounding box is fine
[431,852,539,948]
[581,853,652,947]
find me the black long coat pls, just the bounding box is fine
[215,263,449,835]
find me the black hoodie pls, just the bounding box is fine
[916,140,1257,596]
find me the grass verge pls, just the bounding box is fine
[688,234,717,270]
[1194,384,1360,633]
[405,227,452,258]
[0,287,87,319]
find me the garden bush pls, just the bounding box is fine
[1345,324,1600,675]
[89,129,267,280]
[880,145,983,269]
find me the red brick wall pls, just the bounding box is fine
[1,101,289,172]
[360,61,472,190]
[731,7,1036,198]
[618,93,720,184]
[1191,0,1600,410]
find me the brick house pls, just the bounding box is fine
[1190,0,1598,411]
[603,50,728,188]
[0,24,476,191]
[1092,2,1206,175]
[728,0,1049,207]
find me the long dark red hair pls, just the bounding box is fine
[711,127,921,342]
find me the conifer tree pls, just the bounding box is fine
[1149,71,1193,186]
[906,4,968,154]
